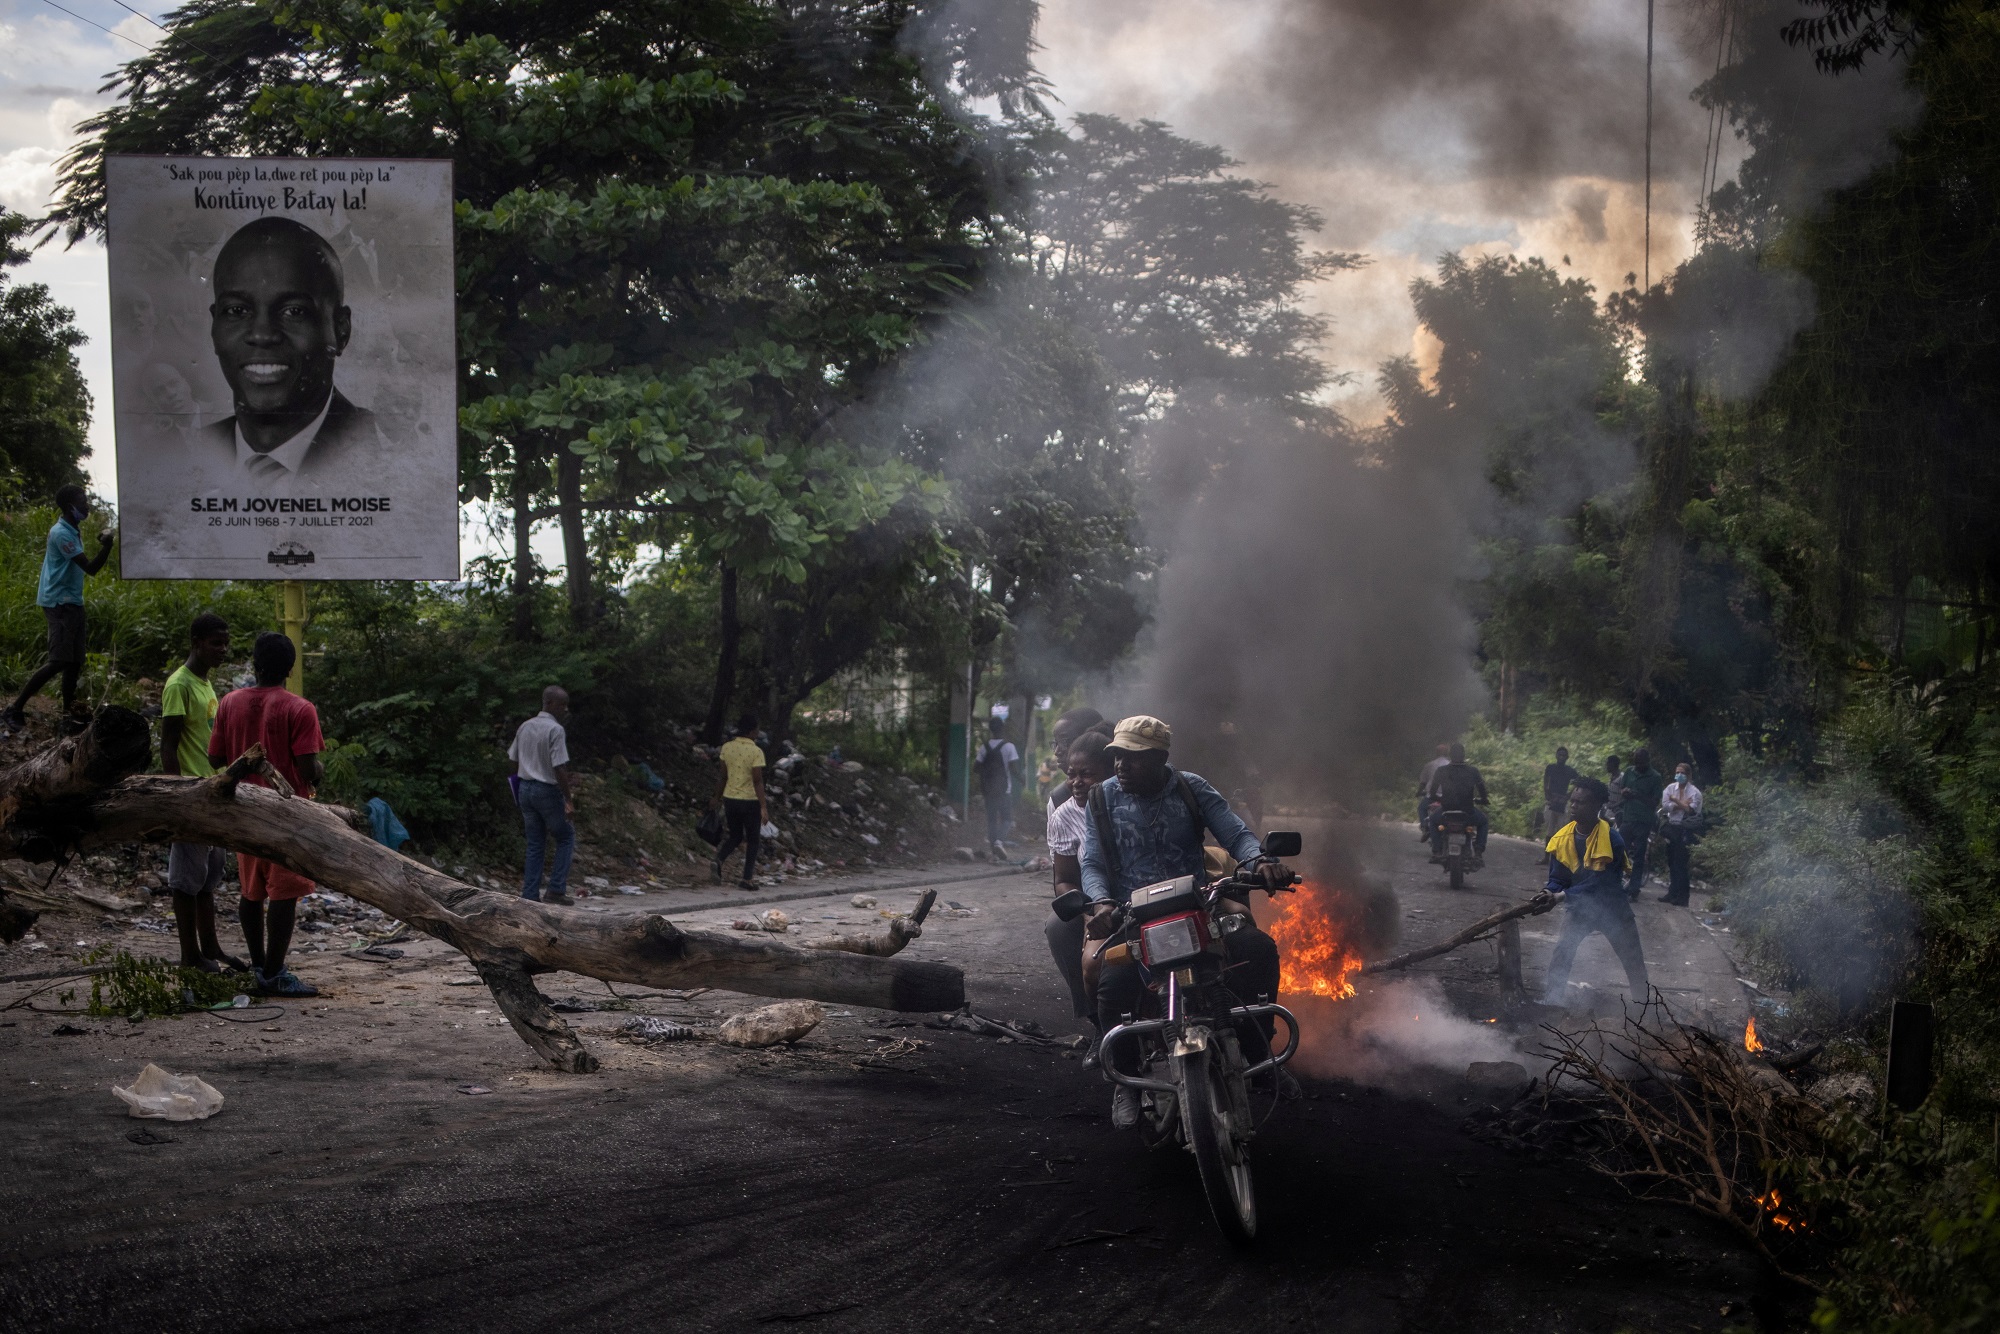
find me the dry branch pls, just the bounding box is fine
[1362,892,1557,974]
[804,888,937,956]
[0,708,964,1071]
[1542,1000,1829,1277]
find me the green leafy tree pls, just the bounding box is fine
[0,210,90,498]
[52,0,1018,661]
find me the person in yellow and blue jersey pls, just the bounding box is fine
[1538,776,1650,1005]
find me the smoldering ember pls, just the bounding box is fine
[2,2,1996,1331]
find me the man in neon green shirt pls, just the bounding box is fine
[160,613,244,973]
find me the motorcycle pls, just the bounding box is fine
[1051,832,1303,1245]
[1428,801,1483,890]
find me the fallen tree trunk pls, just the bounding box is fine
[1362,892,1558,975]
[0,710,964,1071]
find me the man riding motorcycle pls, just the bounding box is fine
[1426,742,1490,866]
[1079,714,1292,1129]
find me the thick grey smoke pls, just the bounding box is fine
[1112,402,1487,806]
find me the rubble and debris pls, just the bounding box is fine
[758,909,790,933]
[620,1016,703,1043]
[926,1006,1059,1045]
[718,1000,824,1047]
[113,1064,224,1121]
[850,894,877,909]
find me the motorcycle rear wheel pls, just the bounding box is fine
[1449,858,1465,890]
[1179,1045,1257,1244]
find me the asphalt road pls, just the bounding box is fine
[0,820,1792,1332]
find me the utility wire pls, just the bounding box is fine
[37,0,154,49]
[106,0,169,32]
[1644,0,1654,291]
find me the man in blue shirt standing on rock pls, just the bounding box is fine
[5,485,116,734]
[1538,776,1650,1006]
[1080,714,1291,1128]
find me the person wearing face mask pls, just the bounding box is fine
[4,485,117,734]
[1656,762,1705,906]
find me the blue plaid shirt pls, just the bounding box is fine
[1079,769,1263,904]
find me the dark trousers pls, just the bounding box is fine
[1662,826,1694,904]
[715,797,762,881]
[517,779,574,900]
[1624,822,1655,894]
[1096,925,1280,1073]
[1045,912,1090,1020]
[983,787,1012,845]
[1541,891,1649,1001]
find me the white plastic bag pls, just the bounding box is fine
[759,820,779,839]
[112,1063,224,1121]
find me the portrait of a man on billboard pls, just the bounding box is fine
[203,215,382,483]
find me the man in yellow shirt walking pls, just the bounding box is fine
[710,714,770,889]
[159,613,246,974]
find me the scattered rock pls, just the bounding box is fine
[758,909,791,933]
[718,1000,825,1048]
[616,885,644,895]
[952,847,977,862]
[850,894,878,909]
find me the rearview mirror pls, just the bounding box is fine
[1262,831,1302,858]
[1050,888,1092,922]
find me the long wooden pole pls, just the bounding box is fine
[1361,892,1558,975]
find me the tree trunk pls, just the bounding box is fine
[557,446,593,629]
[701,563,739,746]
[510,447,538,642]
[0,711,964,1072]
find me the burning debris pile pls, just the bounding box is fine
[1467,1001,1842,1269]
[1266,878,1367,1001]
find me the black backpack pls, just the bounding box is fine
[977,739,1011,790]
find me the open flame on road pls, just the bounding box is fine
[1745,1017,1764,1053]
[1756,1188,1800,1232]
[1265,877,1364,1000]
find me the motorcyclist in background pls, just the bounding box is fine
[1426,742,1490,867]
[1079,715,1292,1129]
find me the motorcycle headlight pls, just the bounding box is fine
[1140,911,1207,967]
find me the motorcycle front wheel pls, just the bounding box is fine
[1178,1044,1257,1244]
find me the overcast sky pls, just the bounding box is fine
[0,0,1731,515]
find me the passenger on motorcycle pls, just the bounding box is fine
[1079,715,1289,1129]
[1426,742,1490,861]
[1046,732,1114,1040]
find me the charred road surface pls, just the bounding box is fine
[1,831,1775,1333]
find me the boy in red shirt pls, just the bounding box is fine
[208,632,325,998]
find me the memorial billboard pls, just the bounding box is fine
[105,155,458,579]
